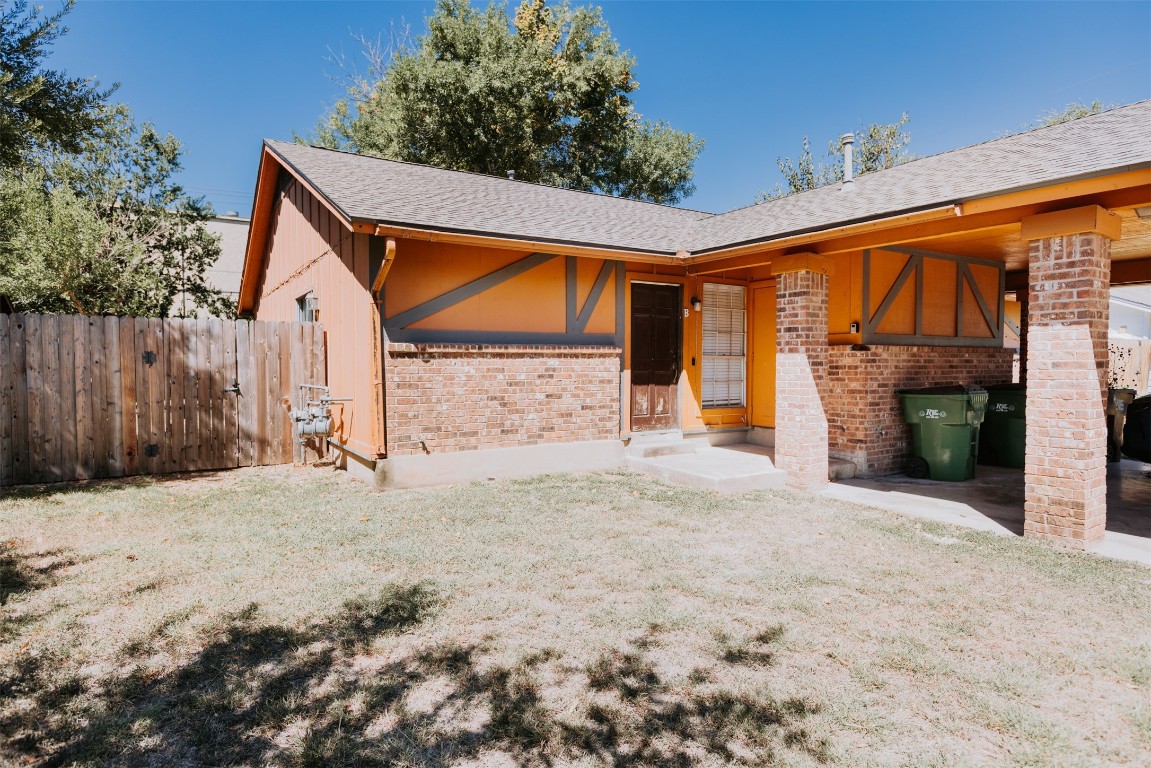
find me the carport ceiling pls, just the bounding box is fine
[910,206,1151,278]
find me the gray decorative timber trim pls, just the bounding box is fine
[863,247,1005,348]
[867,251,919,331]
[960,262,998,336]
[914,253,924,336]
[566,256,578,333]
[386,328,618,346]
[573,260,615,333]
[866,334,1005,348]
[386,342,621,357]
[883,245,1003,269]
[386,252,556,329]
[614,261,625,349]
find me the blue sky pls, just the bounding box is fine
[49,0,1151,216]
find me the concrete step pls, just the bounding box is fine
[829,458,857,481]
[629,441,701,459]
[627,445,788,494]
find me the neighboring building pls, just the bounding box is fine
[239,101,1151,551]
[171,214,250,316]
[1109,285,1151,395]
[1111,285,1151,340]
[205,214,250,306]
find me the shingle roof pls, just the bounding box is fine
[265,100,1151,257]
[686,100,1151,254]
[265,140,710,255]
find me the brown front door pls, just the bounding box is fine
[631,282,681,431]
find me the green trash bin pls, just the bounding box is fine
[978,383,1026,468]
[1107,388,1137,463]
[896,385,988,481]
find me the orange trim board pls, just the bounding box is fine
[686,205,961,267]
[1020,205,1122,242]
[769,252,836,277]
[367,223,683,266]
[960,169,1151,216]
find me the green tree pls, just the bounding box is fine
[1035,100,1103,127]
[308,0,703,205]
[0,105,232,317]
[0,1,229,318]
[758,113,915,201]
[0,0,112,169]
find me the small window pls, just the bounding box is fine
[701,283,746,408]
[296,292,319,323]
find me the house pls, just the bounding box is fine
[1109,285,1151,395]
[169,213,251,316]
[238,100,1151,550]
[204,213,251,307]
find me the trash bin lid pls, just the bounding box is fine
[897,385,970,396]
[893,384,985,396]
[985,383,1025,392]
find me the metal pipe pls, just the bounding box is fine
[327,438,378,465]
[841,133,855,185]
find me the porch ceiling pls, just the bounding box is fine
[906,206,1151,275]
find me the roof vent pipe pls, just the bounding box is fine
[840,133,855,186]
[506,170,515,180]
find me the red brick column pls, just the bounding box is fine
[772,254,833,490]
[1016,297,1028,384]
[1023,209,1117,549]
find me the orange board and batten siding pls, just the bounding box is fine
[381,242,620,338]
[749,281,777,429]
[394,247,565,332]
[249,174,378,457]
[820,248,1005,345]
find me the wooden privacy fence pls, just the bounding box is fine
[0,315,326,487]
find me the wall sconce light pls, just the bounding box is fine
[690,296,702,312]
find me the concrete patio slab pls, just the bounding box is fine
[819,459,1151,566]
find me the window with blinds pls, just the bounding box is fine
[701,283,746,408]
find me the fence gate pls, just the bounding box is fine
[0,315,326,487]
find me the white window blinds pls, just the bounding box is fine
[701,283,746,408]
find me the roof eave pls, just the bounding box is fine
[354,218,683,263]
[687,162,1151,262]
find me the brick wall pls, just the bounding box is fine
[826,345,1015,476]
[384,343,621,455]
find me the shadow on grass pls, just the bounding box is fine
[0,542,81,607]
[0,469,240,502]
[1,586,829,767]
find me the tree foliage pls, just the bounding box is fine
[759,113,915,201]
[1035,100,1103,127]
[0,0,111,169]
[308,0,703,205]
[0,1,230,317]
[0,106,230,316]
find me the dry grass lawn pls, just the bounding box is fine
[1,466,1148,767]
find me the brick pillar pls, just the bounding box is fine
[772,254,833,490]
[1022,207,1118,549]
[1016,296,1028,384]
